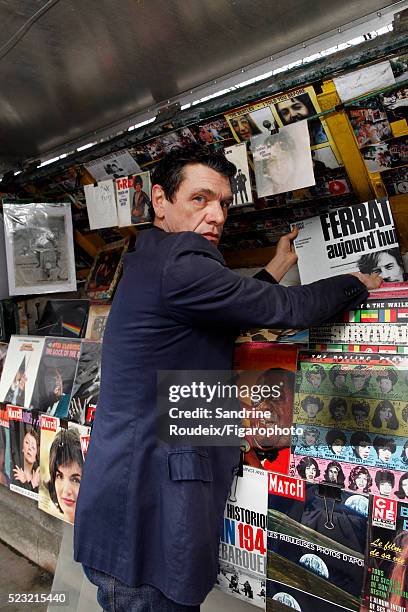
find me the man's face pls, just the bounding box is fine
[332,405,346,421]
[352,375,366,391]
[358,444,371,460]
[373,252,403,282]
[378,447,392,463]
[304,431,317,446]
[334,374,346,389]
[379,377,393,393]
[309,372,322,388]
[379,481,392,496]
[277,97,310,124]
[153,164,232,246]
[353,409,367,424]
[305,402,319,418]
[328,467,339,482]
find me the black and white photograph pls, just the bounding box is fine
[251,122,315,197]
[3,202,77,296]
[223,143,253,206]
[84,150,141,181]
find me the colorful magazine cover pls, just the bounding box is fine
[217,466,268,608]
[233,343,298,474]
[39,414,90,524]
[361,495,408,611]
[0,404,10,487]
[292,198,403,284]
[85,239,128,301]
[68,340,101,425]
[30,338,81,417]
[0,336,45,409]
[267,474,369,611]
[8,406,41,500]
[115,172,152,226]
[85,304,111,341]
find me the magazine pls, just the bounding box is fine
[217,466,268,608]
[115,172,152,226]
[85,304,111,340]
[361,496,408,611]
[0,405,10,487]
[68,340,101,425]
[38,414,90,524]
[85,240,127,301]
[233,343,298,474]
[3,202,77,295]
[292,198,403,284]
[0,336,45,409]
[267,474,369,611]
[0,343,8,379]
[224,143,253,206]
[8,406,41,500]
[30,337,81,417]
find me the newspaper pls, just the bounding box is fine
[3,202,77,295]
[84,150,140,181]
[292,198,403,284]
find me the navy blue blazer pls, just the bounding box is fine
[74,227,368,606]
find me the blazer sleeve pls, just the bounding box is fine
[162,233,368,329]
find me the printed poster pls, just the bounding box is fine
[115,172,152,226]
[0,336,45,409]
[84,150,141,181]
[224,143,253,206]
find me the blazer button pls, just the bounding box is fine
[344,289,351,297]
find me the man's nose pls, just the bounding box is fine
[206,201,225,226]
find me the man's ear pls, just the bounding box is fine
[151,185,167,219]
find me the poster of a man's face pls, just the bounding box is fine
[273,91,328,147]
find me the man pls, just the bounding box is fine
[236,169,248,203]
[74,145,379,611]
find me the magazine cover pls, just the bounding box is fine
[225,99,278,142]
[30,338,81,417]
[83,179,119,230]
[267,474,369,611]
[0,405,10,487]
[223,143,253,206]
[292,198,403,284]
[361,136,408,173]
[84,150,141,181]
[115,171,152,226]
[85,240,128,301]
[251,122,315,197]
[233,343,298,474]
[34,299,89,337]
[8,406,40,500]
[380,84,408,123]
[217,466,268,608]
[85,304,111,340]
[361,496,408,611]
[0,336,45,409]
[39,414,90,524]
[347,96,392,147]
[3,202,77,295]
[68,340,101,425]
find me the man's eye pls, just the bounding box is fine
[222,201,231,210]
[193,196,206,203]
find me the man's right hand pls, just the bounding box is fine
[349,272,383,290]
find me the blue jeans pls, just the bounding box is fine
[83,566,201,612]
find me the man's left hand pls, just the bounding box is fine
[264,228,299,283]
